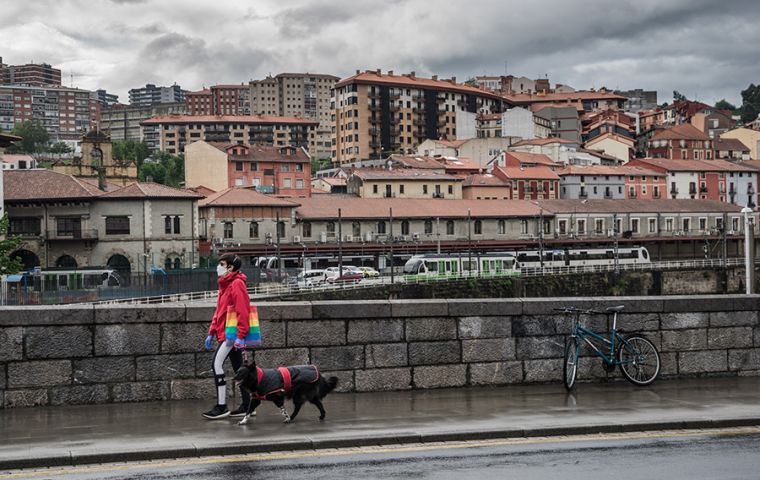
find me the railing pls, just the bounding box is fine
[49,229,98,240]
[88,257,749,305]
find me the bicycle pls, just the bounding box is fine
[556,305,661,391]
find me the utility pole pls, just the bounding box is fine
[436,217,441,254]
[276,211,282,282]
[389,208,394,283]
[538,208,545,272]
[338,208,343,277]
[467,209,472,277]
[742,207,754,294]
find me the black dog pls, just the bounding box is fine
[233,362,338,425]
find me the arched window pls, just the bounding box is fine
[474,220,482,235]
[174,257,181,269]
[377,221,386,234]
[56,254,77,268]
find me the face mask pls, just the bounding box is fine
[216,265,228,277]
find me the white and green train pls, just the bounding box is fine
[403,253,520,279]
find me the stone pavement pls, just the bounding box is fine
[1,377,759,470]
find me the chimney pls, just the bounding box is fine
[376,68,380,75]
[410,71,415,78]
[451,76,456,84]
[356,69,360,75]
[432,75,438,81]
[388,70,393,76]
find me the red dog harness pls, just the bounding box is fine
[254,366,303,400]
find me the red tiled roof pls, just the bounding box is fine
[462,174,510,187]
[714,138,750,152]
[584,132,635,147]
[530,102,584,113]
[211,143,311,162]
[1,153,35,163]
[510,137,578,147]
[650,124,710,141]
[504,151,557,166]
[351,167,463,181]
[0,132,21,147]
[428,139,468,148]
[98,182,203,199]
[477,113,502,121]
[140,115,319,125]
[496,165,560,180]
[199,187,300,207]
[295,196,542,220]
[335,71,504,101]
[318,177,347,186]
[630,158,755,173]
[390,154,445,170]
[2,170,104,201]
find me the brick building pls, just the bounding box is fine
[646,124,714,160]
[492,165,559,200]
[185,84,250,116]
[0,58,61,86]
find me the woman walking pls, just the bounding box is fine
[203,254,252,420]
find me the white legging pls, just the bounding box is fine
[212,341,245,406]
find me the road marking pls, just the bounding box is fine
[2,426,759,479]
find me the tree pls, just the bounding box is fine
[740,83,760,123]
[138,151,185,187]
[112,140,151,168]
[673,90,687,102]
[0,214,23,275]
[7,121,49,153]
[48,142,72,154]
[714,99,737,111]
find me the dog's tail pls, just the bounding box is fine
[319,376,339,397]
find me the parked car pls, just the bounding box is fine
[357,266,380,278]
[323,266,363,284]
[287,269,325,290]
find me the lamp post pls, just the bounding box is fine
[538,207,545,272]
[436,217,441,255]
[741,206,754,294]
[613,212,619,274]
[467,209,472,277]
[338,208,343,277]
[275,211,282,282]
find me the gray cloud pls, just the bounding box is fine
[0,0,757,105]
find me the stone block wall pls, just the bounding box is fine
[1,296,760,408]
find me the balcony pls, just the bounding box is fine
[368,103,381,112]
[49,229,98,241]
[604,192,613,199]
[413,130,426,138]
[629,191,637,198]
[255,185,275,194]
[432,192,445,199]
[579,191,588,199]
[369,140,382,149]
[689,187,697,195]
[653,192,661,198]
[412,94,426,101]
[412,107,426,114]
[699,186,708,193]
[670,188,679,195]
[729,186,737,195]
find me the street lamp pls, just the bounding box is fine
[613,212,619,274]
[467,209,472,277]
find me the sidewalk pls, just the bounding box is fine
[1,377,760,470]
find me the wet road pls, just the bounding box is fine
[4,427,760,480]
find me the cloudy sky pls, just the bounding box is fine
[1,0,758,105]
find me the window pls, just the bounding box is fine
[296,164,303,172]
[235,161,243,171]
[558,219,567,234]
[174,216,180,234]
[223,222,233,239]
[165,216,172,234]
[326,221,335,237]
[281,164,289,172]
[423,185,428,194]
[665,218,674,232]
[446,220,454,235]
[578,219,586,235]
[57,217,81,237]
[448,185,453,195]
[164,215,180,234]
[682,218,690,232]
[631,218,639,234]
[302,221,312,238]
[400,184,405,194]
[249,221,259,238]
[520,219,528,235]
[296,179,304,189]
[283,178,292,188]
[401,220,410,235]
[648,218,656,233]
[277,221,286,239]
[474,220,482,235]
[377,221,386,234]
[498,219,506,234]
[732,217,740,232]
[699,218,707,231]
[352,221,361,237]
[424,220,433,234]
[250,162,258,171]
[595,218,604,234]
[373,184,378,194]
[105,216,130,235]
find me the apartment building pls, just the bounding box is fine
[0,84,98,144]
[533,105,582,142]
[250,73,338,160]
[0,58,61,86]
[184,141,311,197]
[462,174,512,199]
[346,168,464,199]
[185,84,250,115]
[557,165,664,200]
[100,101,185,142]
[332,70,507,164]
[477,108,551,139]
[128,83,186,106]
[721,128,760,160]
[492,165,559,200]
[690,108,734,139]
[139,114,318,154]
[90,89,119,106]
[628,158,757,207]
[505,90,626,113]
[614,89,658,112]
[646,124,714,160]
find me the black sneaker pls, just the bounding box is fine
[202,404,230,420]
[230,405,256,418]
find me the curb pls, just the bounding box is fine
[3,417,760,471]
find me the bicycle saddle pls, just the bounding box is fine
[606,305,625,313]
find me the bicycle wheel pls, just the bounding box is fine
[563,336,580,391]
[617,335,660,386]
